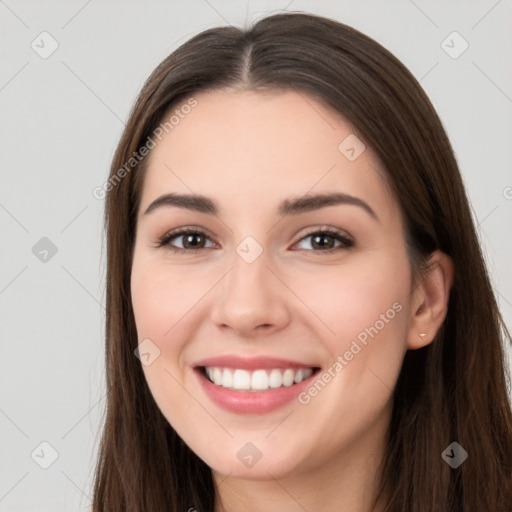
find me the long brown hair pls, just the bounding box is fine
[93,11,512,511]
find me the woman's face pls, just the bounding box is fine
[131,88,414,480]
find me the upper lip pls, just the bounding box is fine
[194,355,320,371]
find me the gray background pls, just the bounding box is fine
[1,1,511,510]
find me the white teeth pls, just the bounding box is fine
[268,369,283,388]
[221,368,233,388]
[203,366,315,391]
[294,369,304,384]
[282,369,295,387]
[251,369,268,390]
[212,367,223,386]
[232,369,251,390]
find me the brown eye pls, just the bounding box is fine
[156,229,216,253]
[180,232,207,249]
[294,228,354,254]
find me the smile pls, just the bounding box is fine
[201,366,316,392]
[193,355,322,414]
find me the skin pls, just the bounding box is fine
[130,88,453,512]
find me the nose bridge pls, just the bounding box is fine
[229,244,271,294]
[209,239,290,335]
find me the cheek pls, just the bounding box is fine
[298,253,410,336]
[293,251,411,390]
[131,271,173,339]
[131,260,210,342]
[130,261,202,428]
[130,258,219,405]
[130,260,194,410]
[285,255,410,455]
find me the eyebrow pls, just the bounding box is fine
[143,192,379,221]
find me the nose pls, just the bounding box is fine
[209,253,291,338]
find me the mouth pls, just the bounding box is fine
[197,365,321,392]
[192,355,322,413]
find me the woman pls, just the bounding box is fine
[92,11,512,512]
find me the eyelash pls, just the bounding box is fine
[154,226,354,255]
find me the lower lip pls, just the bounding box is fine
[194,368,317,414]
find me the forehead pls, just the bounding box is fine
[138,89,395,221]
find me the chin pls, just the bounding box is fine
[203,443,308,481]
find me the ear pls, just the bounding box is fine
[407,250,454,350]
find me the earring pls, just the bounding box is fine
[418,332,427,339]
